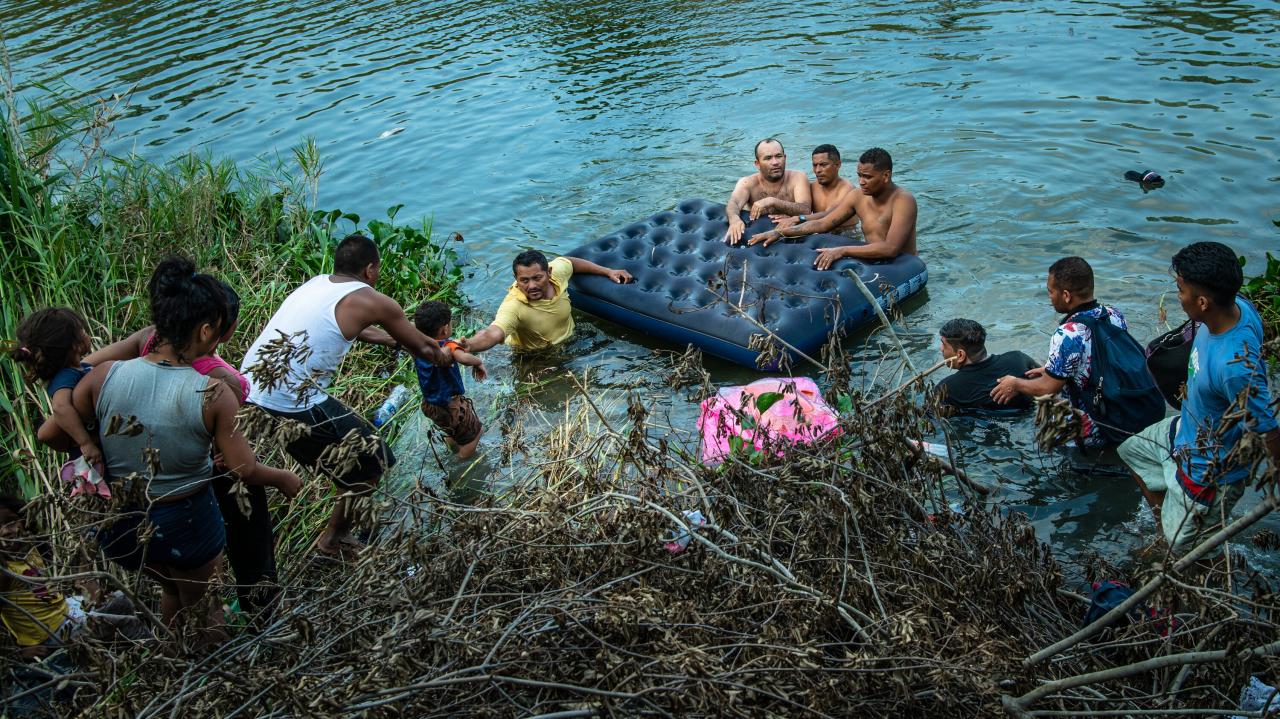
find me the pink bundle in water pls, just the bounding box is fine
[697,377,841,466]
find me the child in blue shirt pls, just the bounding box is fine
[412,301,487,459]
[11,308,102,467]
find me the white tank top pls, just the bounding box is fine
[241,275,369,411]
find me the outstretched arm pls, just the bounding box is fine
[749,193,857,247]
[207,382,301,497]
[463,324,506,353]
[567,256,632,284]
[84,327,152,365]
[362,292,451,366]
[357,326,396,347]
[723,177,752,244]
[990,367,1064,405]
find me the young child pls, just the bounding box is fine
[1,494,76,658]
[12,308,102,467]
[412,301,487,459]
[1,495,146,660]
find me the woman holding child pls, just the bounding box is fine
[69,258,300,636]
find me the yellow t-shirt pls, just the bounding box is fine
[493,257,575,351]
[1,550,69,647]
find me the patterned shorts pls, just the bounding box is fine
[421,395,482,445]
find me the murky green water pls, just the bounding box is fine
[4,0,1279,573]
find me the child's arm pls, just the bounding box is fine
[48,388,102,466]
[450,347,487,382]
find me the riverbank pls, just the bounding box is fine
[4,92,1280,717]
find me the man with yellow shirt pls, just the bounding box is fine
[463,250,632,353]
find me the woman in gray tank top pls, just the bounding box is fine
[73,258,302,642]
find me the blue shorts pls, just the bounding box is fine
[98,484,226,571]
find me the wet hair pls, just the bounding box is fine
[333,233,380,276]
[148,257,229,359]
[11,308,90,382]
[812,144,841,163]
[1171,241,1242,308]
[1048,256,1094,296]
[414,300,453,338]
[754,138,784,160]
[939,318,987,357]
[512,250,550,275]
[858,147,892,172]
[217,278,241,333]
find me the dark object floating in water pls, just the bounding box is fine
[566,198,929,370]
[1124,169,1164,187]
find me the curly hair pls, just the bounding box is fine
[148,257,229,360]
[1172,241,1242,308]
[413,300,453,338]
[11,308,90,382]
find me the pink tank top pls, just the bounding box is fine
[143,332,251,402]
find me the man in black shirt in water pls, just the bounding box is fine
[935,318,1038,412]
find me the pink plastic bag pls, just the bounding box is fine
[697,377,841,466]
[60,456,110,499]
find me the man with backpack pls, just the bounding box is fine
[1118,242,1279,550]
[990,256,1165,447]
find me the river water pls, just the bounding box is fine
[4,0,1279,574]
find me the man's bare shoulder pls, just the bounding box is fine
[890,185,916,204]
[785,169,808,183]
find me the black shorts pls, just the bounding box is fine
[256,396,395,491]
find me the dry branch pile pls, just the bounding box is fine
[5,376,1279,718]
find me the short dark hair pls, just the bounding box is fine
[754,138,784,160]
[858,147,892,172]
[939,318,987,356]
[1049,256,1094,295]
[512,250,550,275]
[12,308,90,382]
[812,144,840,163]
[1172,241,1242,308]
[334,234,380,275]
[413,300,453,337]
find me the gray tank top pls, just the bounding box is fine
[95,358,214,499]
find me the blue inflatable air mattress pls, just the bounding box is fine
[567,198,928,370]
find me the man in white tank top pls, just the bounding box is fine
[241,234,450,556]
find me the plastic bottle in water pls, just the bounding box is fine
[372,384,411,427]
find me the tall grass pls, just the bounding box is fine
[0,87,467,502]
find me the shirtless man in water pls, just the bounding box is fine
[748,147,917,269]
[723,138,812,245]
[769,144,857,235]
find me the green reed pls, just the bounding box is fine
[0,88,468,514]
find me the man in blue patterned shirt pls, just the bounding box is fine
[991,257,1128,447]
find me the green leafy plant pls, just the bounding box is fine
[1243,251,1280,358]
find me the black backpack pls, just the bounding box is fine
[1074,311,1167,445]
[1144,319,1197,410]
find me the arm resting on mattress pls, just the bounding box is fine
[723,177,752,244]
[750,197,857,247]
[567,257,633,284]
